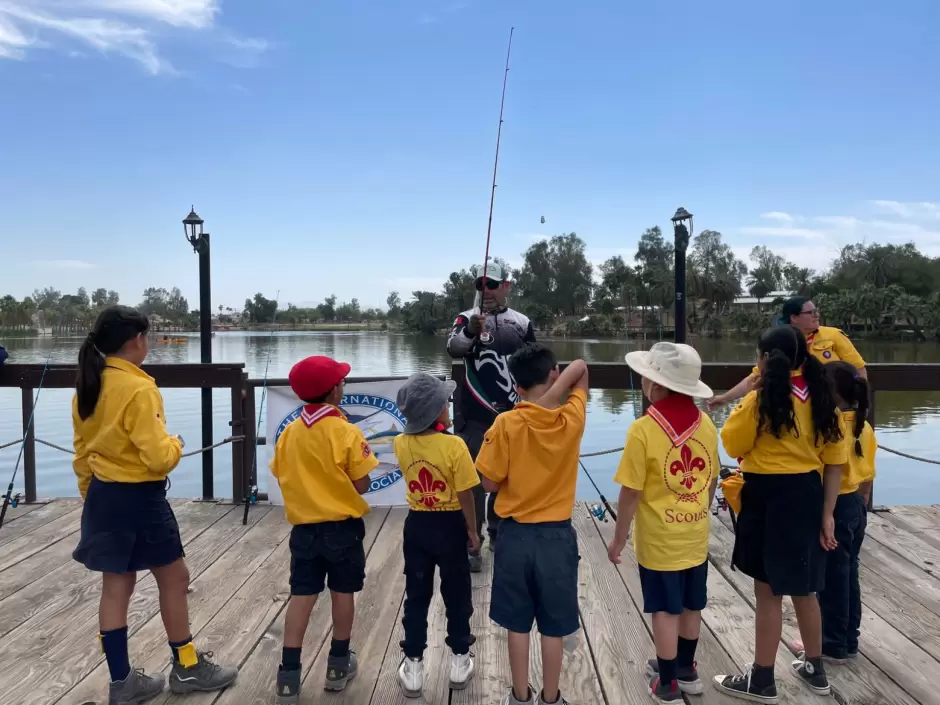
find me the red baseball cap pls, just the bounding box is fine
[289,356,351,401]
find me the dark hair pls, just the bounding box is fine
[777,296,809,326]
[826,361,870,457]
[76,306,150,420]
[302,392,331,405]
[757,325,841,445]
[508,342,557,390]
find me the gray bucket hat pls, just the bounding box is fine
[396,373,457,434]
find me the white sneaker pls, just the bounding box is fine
[397,657,424,698]
[449,652,475,689]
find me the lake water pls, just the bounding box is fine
[3,331,940,505]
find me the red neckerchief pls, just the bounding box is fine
[647,394,702,447]
[790,368,809,403]
[300,403,343,428]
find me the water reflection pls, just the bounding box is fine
[2,332,940,505]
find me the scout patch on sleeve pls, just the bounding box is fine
[361,442,372,459]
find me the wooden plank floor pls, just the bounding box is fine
[0,501,937,705]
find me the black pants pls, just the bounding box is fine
[400,510,474,658]
[456,419,502,545]
[819,492,867,658]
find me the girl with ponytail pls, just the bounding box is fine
[71,306,237,703]
[713,325,847,703]
[817,361,876,663]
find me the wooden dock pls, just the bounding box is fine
[1,500,938,705]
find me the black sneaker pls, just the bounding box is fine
[648,675,683,703]
[646,658,704,695]
[791,657,830,695]
[275,666,301,705]
[713,667,779,703]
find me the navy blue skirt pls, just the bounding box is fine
[73,475,185,573]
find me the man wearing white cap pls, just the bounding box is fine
[446,262,535,572]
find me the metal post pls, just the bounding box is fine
[21,387,37,503]
[671,207,692,345]
[198,234,214,500]
[230,374,246,503]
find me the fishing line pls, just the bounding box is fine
[0,340,57,529]
[243,291,280,525]
[473,26,514,316]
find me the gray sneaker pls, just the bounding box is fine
[168,650,238,694]
[325,649,358,691]
[275,666,302,705]
[108,668,165,705]
[468,552,483,573]
[501,684,536,704]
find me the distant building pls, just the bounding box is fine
[733,290,794,307]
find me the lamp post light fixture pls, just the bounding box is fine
[671,207,693,345]
[183,207,214,500]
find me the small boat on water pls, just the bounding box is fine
[155,337,188,344]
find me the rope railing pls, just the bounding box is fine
[2,435,939,466]
[0,435,246,457]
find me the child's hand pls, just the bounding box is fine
[705,394,728,411]
[820,514,838,551]
[607,535,627,564]
[468,530,481,555]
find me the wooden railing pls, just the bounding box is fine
[2,361,939,503]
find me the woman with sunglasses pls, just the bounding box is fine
[707,297,867,410]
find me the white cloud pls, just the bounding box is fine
[739,226,823,239]
[760,211,795,223]
[0,0,266,74]
[35,259,96,269]
[736,200,940,272]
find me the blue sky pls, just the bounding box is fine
[1,0,938,312]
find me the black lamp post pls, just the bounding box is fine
[671,207,693,344]
[183,207,214,500]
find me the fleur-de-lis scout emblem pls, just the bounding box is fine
[670,443,706,491]
[408,465,447,508]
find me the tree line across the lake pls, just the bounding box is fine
[4,229,940,340]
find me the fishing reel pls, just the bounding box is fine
[8,492,21,509]
[589,503,608,523]
[246,484,259,506]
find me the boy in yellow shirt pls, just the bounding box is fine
[476,343,589,705]
[393,373,480,698]
[607,342,718,704]
[270,356,379,704]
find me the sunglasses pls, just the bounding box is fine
[475,278,502,291]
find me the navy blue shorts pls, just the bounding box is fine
[73,475,184,574]
[289,518,366,596]
[639,560,708,615]
[489,518,580,638]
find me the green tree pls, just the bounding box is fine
[515,233,593,317]
[244,293,278,323]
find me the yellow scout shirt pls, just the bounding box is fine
[614,395,718,571]
[476,388,587,523]
[394,432,480,512]
[721,371,848,475]
[72,356,183,499]
[270,404,379,525]
[838,410,877,495]
[749,326,866,377]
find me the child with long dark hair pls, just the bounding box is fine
[72,306,237,705]
[816,361,875,662]
[713,325,846,704]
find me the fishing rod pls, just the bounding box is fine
[0,342,56,529]
[473,26,515,317]
[243,292,280,525]
[579,459,618,523]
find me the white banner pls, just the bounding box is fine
[265,381,409,507]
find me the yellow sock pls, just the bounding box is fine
[171,640,199,668]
